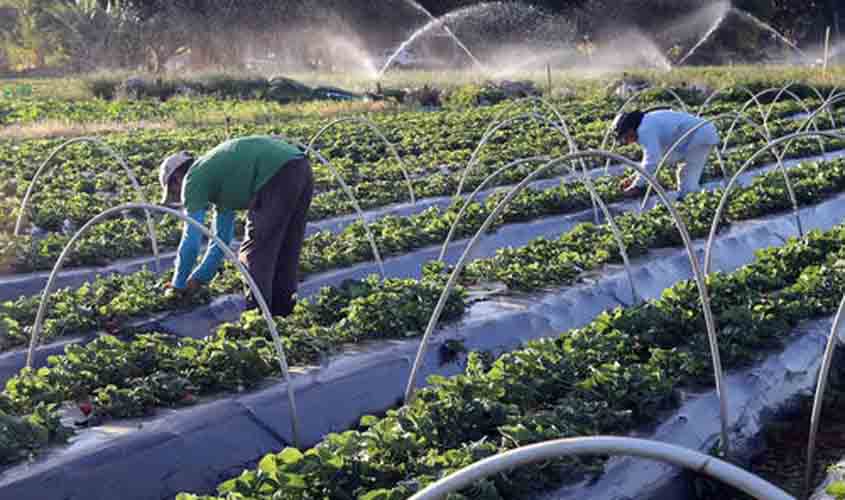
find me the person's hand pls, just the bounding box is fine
[163,281,181,299]
[620,176,646,198]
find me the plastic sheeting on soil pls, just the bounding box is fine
[3,173,845,500]
[6,145,843,303]
[539,318,831,500]
[3,146,845,395]
[4,147,842,387]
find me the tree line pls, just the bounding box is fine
[1,0,843,74]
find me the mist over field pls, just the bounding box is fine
[0,0,842,76]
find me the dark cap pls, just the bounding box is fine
[611,110,645,140]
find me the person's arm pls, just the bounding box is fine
[632,127,662,188]
[172,209,207,288]
[190,209,235,283]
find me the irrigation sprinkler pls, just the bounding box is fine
[13,137,161,272]
[803,293,845,500]
[438,155,641,304]
[306,116,416,205]
[271,134,386,278]
[639,113,794,222]
[406,149,731,457]
[25,202,302,448]
[408,437,795,500]
[824,27,832,77]
[703,130,845,276]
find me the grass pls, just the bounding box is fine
[2,64,844,101]
[1,64,843,140]
[0,119,177,140]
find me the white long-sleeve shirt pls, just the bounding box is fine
[637,110,720,173]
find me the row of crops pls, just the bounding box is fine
[0,94,838,274]
[2,83,845,499]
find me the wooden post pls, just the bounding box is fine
[824,26,831,77]
[546,63,552,96]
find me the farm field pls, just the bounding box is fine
[4,66,845,500]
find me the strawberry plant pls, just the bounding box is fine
[174,225,845,500]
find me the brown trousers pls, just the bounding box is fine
[240,157,314,317]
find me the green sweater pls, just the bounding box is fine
[183,136,303,212]
[171,136,303,289]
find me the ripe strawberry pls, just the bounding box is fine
[79,401,93,416]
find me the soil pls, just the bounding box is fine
[699,391,845,499]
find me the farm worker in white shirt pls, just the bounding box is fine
[614,109,721,201]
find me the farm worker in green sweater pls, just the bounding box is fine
[613,109,721,201]
[158,135,314,317]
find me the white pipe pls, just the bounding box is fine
[25,202,301,448]
[405,149,730,456]
[13,137,161,272]
[408,437,794,500]
[803,293,845,500]
[306,116,416,204]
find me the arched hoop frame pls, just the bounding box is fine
[599,86,692,174]
[13,137,161,272]
[408,437,794,500]
[789,93,845,143]
[437,155,551,262]
[436,155,641,305]
[454,111,581,199]
[697,85,766,117]
[762,82,834,130]
[25,203,302,448]
[638,113,801,240]
[804,294,845,500]
[306,116,416,205]
[703,130,845,276]
[271,134,386,278]
[405,149,731,456]
[720,86,827,158]
[487,97,589,187]
[487,95,572,130]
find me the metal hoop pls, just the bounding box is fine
[804,294,845,500]
[408,437,793,500]
[272,134,386,278]
[25,202,301,448]
[405,149,730,456]
[455,112,580,198]
[13,137,161,272]
[306,116,416,205]
[703,130,845,276]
